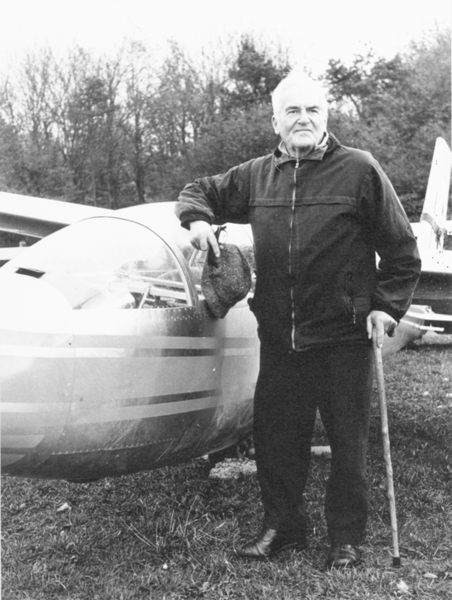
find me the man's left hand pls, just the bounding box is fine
[366,310,398,349]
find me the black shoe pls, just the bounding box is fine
[236,528,306,560]
[325,544,362,569]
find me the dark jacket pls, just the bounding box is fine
[176,134,421,351]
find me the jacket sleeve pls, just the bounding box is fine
[175,160,254,228]
[363,161,421,321]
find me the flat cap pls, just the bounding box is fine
[201,243,252,318]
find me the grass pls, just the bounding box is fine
[2,333,452,599]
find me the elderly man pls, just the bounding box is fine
[175,73,420,569]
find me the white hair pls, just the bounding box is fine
[271,72,329,115]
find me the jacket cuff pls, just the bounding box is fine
[370,302,403,323]
[180,212,212,230]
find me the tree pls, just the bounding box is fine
[186,104,277,178]
[222,35,290,113]
[324,29,451,218]
[120,40,159,204]
[1,31,448,216]
[176,36,289,191]
[0,48,72,198]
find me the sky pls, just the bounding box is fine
[0,0,450,75]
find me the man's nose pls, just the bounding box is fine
[296,109,310,123]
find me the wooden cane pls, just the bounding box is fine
[373,342,401,567]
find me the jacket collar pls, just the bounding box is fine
[274,132,339,167]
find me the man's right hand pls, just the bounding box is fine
[188,221,220,258]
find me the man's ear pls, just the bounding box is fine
[272,115,279,135]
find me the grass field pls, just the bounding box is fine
[2,334,452,599]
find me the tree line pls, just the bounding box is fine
[0,31,450,223]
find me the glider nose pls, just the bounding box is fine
[0,272,75,475]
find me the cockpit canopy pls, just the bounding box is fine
[2,217,193,309]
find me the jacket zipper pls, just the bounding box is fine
[289,159,299,349]
[347,272,357,325]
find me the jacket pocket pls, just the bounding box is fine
[344,271,373,325]
[346,272,357,324]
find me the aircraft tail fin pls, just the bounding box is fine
[417,137,452,255]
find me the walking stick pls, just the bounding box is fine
[373,342,401,567]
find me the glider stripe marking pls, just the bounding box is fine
[2,403,70,413]
[71,396,219,424]
[0,345,73,357]
[222,348,254,356]
[114,389,218,405]
[1,390,222,430]
[71,335,254,349]
[1,388,219,413]
[0,345,255,358]
[0,332,254,350]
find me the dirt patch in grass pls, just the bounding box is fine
[2,334,452,599]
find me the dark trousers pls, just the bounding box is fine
[253,343,373,545]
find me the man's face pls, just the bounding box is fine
[272,83,328,158]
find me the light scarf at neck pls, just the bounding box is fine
[279,132,329,161]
